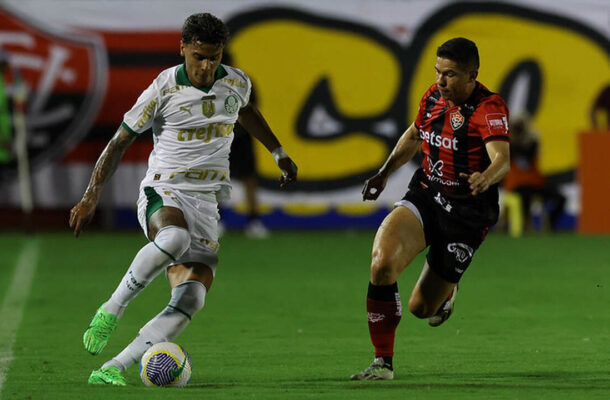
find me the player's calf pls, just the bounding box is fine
[428,285,458,327]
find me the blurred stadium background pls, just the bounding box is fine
[0,1,608,399]
[0,0,608,232]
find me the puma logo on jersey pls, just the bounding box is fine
[180,106,192,115]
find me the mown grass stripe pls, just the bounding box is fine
[0,240,39,400]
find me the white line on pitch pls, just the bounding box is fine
[0,239,39,400]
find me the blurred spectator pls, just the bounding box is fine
[221,52,269,238]
[0,50,11,164]
[229,90,270,239]
[502,113,566,231]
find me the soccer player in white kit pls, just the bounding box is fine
[69,13,298,385]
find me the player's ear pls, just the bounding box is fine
[179,41,185,57]
[470,70,478,82]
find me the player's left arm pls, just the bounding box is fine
[237,102,297,187]
[459,140,510,196]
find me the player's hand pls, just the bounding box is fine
[459,172,489,196]
[362,171,388,201]
[278,157,298,188]
[69,198,97,237]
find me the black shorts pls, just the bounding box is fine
[398,169,498,283]
[229,124,256,179]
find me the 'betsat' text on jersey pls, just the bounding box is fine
[122,64,252,201]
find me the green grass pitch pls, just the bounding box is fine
[0,231,609,399]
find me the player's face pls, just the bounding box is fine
[435,57,477,106]
[180,41,224,88]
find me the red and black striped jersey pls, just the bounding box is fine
[414,82,510,197]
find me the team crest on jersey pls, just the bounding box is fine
[225,94,239,115]
[450,111,465,130]
[201,101,216,118]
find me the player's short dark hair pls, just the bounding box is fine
[437,37,479,71]
[182,13,229,47]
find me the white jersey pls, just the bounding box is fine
[122,63,252,200]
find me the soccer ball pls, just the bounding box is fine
[140,342,192,387]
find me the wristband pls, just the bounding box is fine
[272,146,288,165]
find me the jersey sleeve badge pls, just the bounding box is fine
[485,113,509,136]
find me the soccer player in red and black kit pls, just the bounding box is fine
[351,37,510,380]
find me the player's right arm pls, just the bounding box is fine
[69,125,136,237]
[362,122,421,201]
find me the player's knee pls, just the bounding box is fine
[370,248,398,285]
[408,298,434,319]
[154,226,191,259]
[169,280,206,318]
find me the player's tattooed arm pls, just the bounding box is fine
[69,126,136,236]
[363,123,421,200]
[238,102,297,187]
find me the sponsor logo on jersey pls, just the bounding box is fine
[176,123,234,143]
[420,129,458,150]
[485,113,509,135]
[447,243,474,263]
[199,238,220,252]
[162,85,187,96]
[428,156,444,177]
[434,192,453,212]
[224,94,239,115]
[169,167,228,182]
[222,77,246,89]
[137,99,157,129]
[450,111,465,130]
[201,101,216,118]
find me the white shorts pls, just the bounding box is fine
[137,186,220,274]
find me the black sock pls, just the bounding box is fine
[367,282,399,301]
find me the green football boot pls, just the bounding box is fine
[83,305,119,355]
[88,366,126,386]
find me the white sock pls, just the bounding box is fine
[103,226,191,318]
[104,281,206,371]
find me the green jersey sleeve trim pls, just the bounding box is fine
[121,121,140,137]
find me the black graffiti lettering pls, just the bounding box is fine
[224,5,609,191]
[296,78,399,142]
[499,59,543,116]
